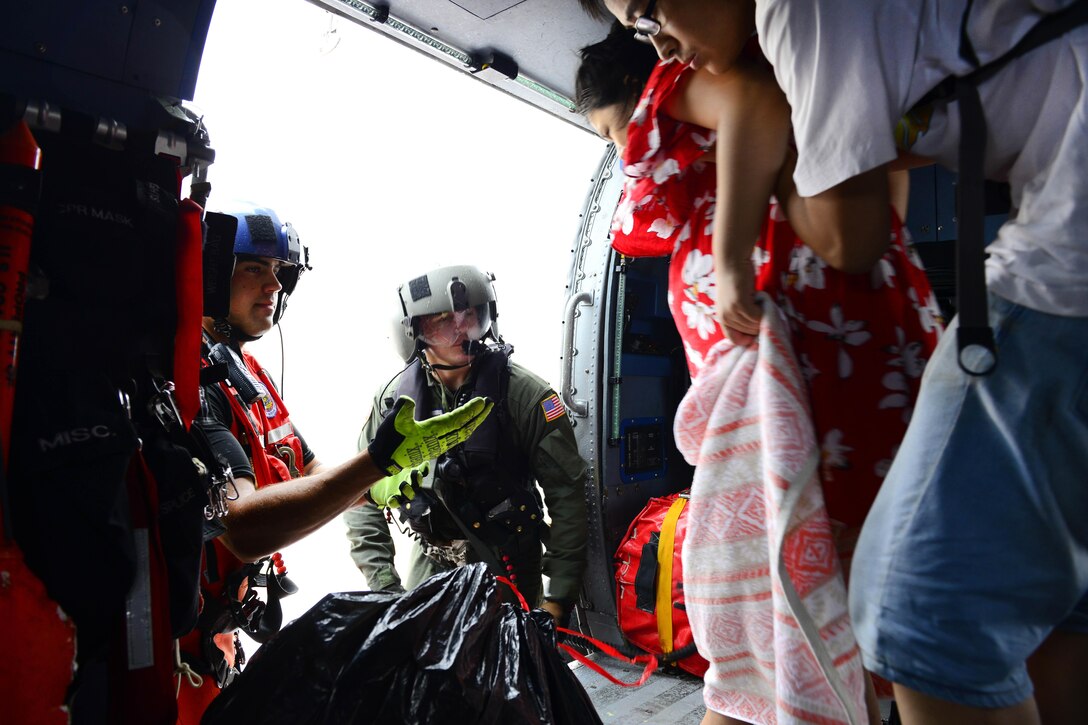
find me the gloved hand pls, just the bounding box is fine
[367,395,493,475]
[364,463,429,509]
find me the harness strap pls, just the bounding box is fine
[495,575,658,688]
[633,533,659,613]
[174,198,204,429]
[954,84,996,375]
[556,630,658,688]
[915,1,1088,374]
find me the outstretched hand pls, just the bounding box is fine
[715,261,761,345]
[367,395,493,475]
[365,462,429,509]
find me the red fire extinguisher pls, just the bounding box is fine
[0,118,77,725]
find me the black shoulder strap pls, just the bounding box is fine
[391,357,432,421]
[915,1,1088,375]
[919,2,1088,110]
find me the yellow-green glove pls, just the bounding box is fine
[367,395,493,475]
[365,463,429,509]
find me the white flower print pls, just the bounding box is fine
[652,157,681,184]
[885,326,926,379]
[899,227,927,271]
[806,304,872,378]
[645,125,661,158]
[768,196,787,222]
[908,288,943,335]
[788,245,827,292]
[907,245,926,270]
[690,130,716,151]
[675,219,691,244]
[878,371,913,423]
[821,429,853,476]
[681,298,718,340]
[702,199,717,237]
[648,215,679,239]
[693,188,713,212]
[751,245,771,274]
[683,341,704,373]
[871,256,896,289]
[631,90,652,127]
[800,353,820,383]
[680,250,718,339]
[777,292,806,331]
[612,189,653,237]
[682,249,717,303]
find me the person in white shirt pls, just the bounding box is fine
[582,1,1088,723]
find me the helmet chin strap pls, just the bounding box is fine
[418,339,478,372]
[214,317,264,344]
[429,361,471,371]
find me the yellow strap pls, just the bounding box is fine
[656,496,687,654]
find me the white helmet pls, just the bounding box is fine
[395,265,500,359]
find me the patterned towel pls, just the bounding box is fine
[674,297,867,725]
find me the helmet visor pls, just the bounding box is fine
[417,304,491,347]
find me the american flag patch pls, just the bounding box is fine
[540,393,566,423]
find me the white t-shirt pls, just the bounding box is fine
[756,0,1088,316]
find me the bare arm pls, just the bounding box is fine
[888,168,910,223]
[666,62,791,343]
[775,148,940,271]
[773,152,893,273]
[218,450,384,562]
[217,394,493,562]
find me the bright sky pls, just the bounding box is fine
[191,0,607,625]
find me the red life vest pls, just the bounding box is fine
[215,348,305,493]
[177,346,304,723]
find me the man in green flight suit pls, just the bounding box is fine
[344,264,588,620]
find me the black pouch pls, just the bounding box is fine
[9,369,140,662]
[141,428,205,637]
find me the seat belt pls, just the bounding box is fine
[912,0,1088,375]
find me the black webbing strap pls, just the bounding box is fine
[915,1,1088,374]
[955,84,996,375]
[634,532,660,613]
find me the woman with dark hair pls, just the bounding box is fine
[576,28,940,725]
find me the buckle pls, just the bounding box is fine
[148,378,183,432]
[202,462,239,521]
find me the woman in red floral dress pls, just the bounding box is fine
[576,31,943,570]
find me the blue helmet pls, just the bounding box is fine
[203,205,311,329]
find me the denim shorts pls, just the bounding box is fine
[849,293,1088,708]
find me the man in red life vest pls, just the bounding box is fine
[176,206,492,722]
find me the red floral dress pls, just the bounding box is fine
[612,59,944,554]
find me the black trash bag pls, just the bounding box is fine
[203,563,602,725]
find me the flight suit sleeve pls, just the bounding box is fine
[509,366,588,603]
[342,383,405,592]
